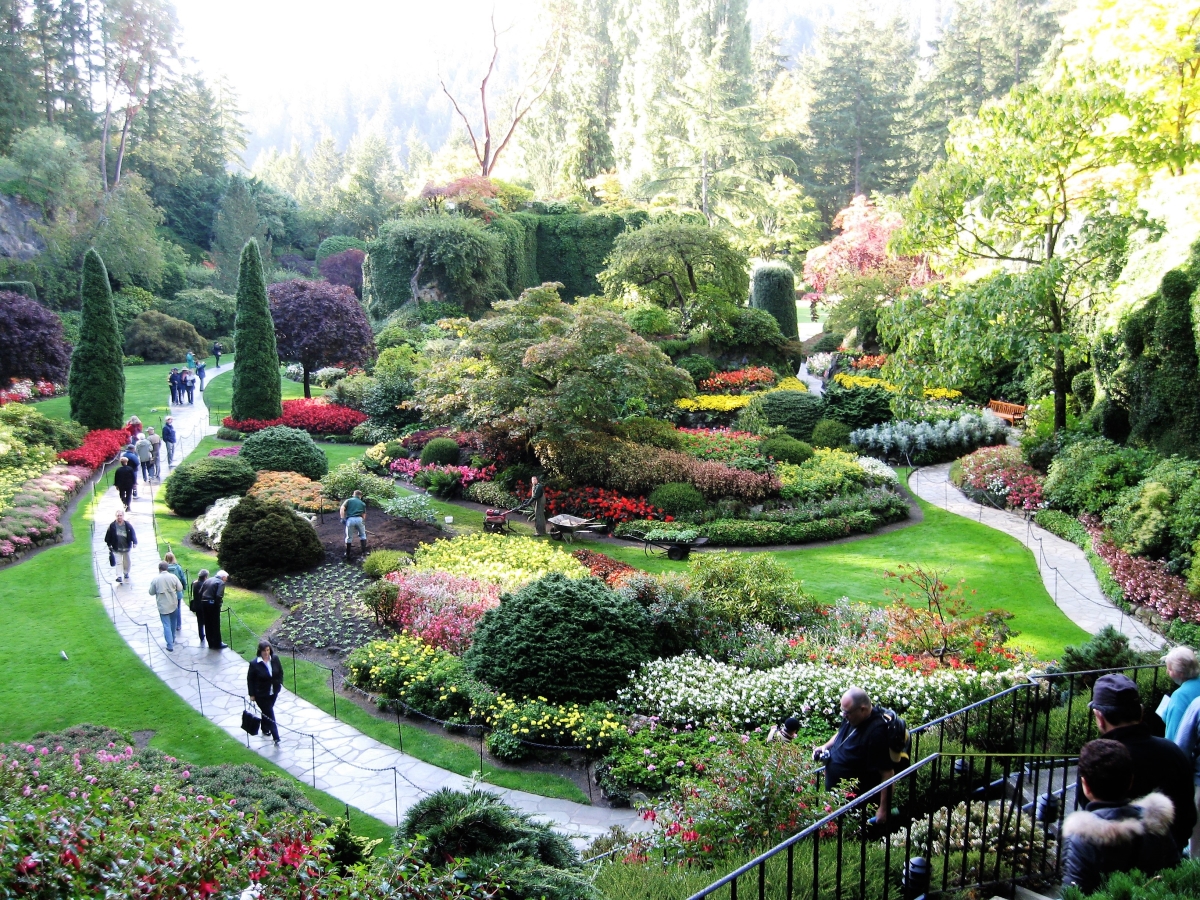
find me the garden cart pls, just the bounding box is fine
[630,531,709,560]
[483,508,516,535]
[547,514,607,543]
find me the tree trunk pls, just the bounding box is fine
[1052,346,1067,431]
[303,365,312,399]
[100,103,112,190]
[114,107,134,187]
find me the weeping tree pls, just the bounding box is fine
[230,239,282,422]
[68,249,125,429]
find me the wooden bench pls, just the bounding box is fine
[987,400,1027,426]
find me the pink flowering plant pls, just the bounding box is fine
[1083,516,1200,623]
[380,570,501,653]
[0,378,62,406]
[208,446,241,457]
[0,465,89,558]
[957,446,1045,511]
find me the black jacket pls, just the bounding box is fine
[113,466,136,492]
[103,520,137,551]
[247,654,284,698]
[1062,792,1179,895]
[199,576,225,606]
[1106,722,1198,848]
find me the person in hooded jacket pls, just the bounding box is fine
[1062,739,1179,895]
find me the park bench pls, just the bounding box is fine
[987,400,1026,426]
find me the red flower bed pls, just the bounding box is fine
[850,354,888,370]
[519,485,670,524]
[58,429,128,470]
[958,446,1045,511]
[698,366,777,393]
[1082,516,1200,623]
[223,399,367,436]
[572,548,636,586]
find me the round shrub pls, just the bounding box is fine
[758,390,826,441]
[362,549,411,580]
[647,482,707,518]
[215,426,244,441]
[419,437,461,466]
[615,416,682,450]
[624,303,676,336]
[760,435,814,465]
[811,418,852,449]
[240,426,328,480]
[217,495,323,586]
[811,331,844,353]
[465,573,651,703]
[122,310,207,363]
[164,457,257,517]
[315,235,368,262]
[676,354,717,385]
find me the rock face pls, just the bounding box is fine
[0,194,45,260]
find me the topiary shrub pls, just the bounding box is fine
[647,482,707,518]
[465,573,651,703]
[217,495,323,586]
[760,435,814,465]
[750,262,798,341]
[821,381,893,430]
[811,418,852,449]
[676,354,717,385]
[165,457,257,517]
[123,310,208,363]
[756,390,826,441]
[419,437,461,466]
[240,426,328,480]
[215,426,244,441]
[316,235,368,262]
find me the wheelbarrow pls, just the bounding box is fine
[547,514,607,543]
[631,531,709,561]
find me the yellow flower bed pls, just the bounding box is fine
[924,387,963,400]
[674,393,754,412]
[474,693,625,752]
[247,470,338,513]
[413,533,588,593]
[833,373,899,392]
[771,377,808,392]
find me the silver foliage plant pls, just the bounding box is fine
[850,411,1008,462]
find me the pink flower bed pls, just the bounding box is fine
[381,570,501,653]
[222,398,367,436]
[675,427,764,465]
[0,378,62,406]
[1082,517,1200,623]
[388,457,494,487]
[0,465,90,559]
[958,446,1045,511]
[208,447,240,457]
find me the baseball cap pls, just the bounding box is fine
[1088,674,1141,716]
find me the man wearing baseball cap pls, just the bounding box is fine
[1086,673,1196,849]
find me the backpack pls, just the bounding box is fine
[879,708,911,769]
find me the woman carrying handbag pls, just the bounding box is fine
[247,640,284,745]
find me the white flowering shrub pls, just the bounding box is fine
[283,363,304,382]
[189,497,241,549]
[856,456,898,484]
[851,411,1008,464]
[381,494,439,526]
[619,655,1032,731]
[312,366,348,387]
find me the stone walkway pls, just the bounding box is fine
[909,463,1164,651]
[88,366,644,840]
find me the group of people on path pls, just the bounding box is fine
[112,416,177,511]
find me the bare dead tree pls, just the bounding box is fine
[440,14,562,177]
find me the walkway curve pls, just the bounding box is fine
[908,463,1164,651]
[89,365,643,840]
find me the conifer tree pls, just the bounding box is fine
[230,239,282,422]
[69,249,126,429]
[213,176,268,292]
[750,262,798,341]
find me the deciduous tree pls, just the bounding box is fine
[0,289,71,382]
[268,279,375,398]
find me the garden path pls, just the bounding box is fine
[87,367,645,839]
[908,463,1164,651]
[796,360,824,396]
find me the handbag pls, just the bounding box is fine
[241,708,261,736]
[108,549,116,567]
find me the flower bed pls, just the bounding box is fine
[674,394,753,413]
[698,366,777,393]
[1083,516,1200,623]
[247,470,337,513]
[0,464,89,559]
[834,372,899,392]
[572,548,636,585]
[208,446,241,457]
[379,570,501,653]
[389,457,495,493]
[0,378,62,406]
[57,428,127,470]
[531,486,666,524]
[614,506,905,547]
[412,533,587,593]
[956,446,1045,511]
[222,398,368,436]
[850,354,888,370]
[675,427,765,467]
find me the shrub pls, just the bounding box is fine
[164,456,257,517]
[380,570,501,653]
[689,551,821,630]
[776,449,869,502]
[246,470,336,513]
[230,239,283,422]
[189,496,240,549]
[215,426,243,440]
[614,416,682,450]
[56,428,126,469]
[156,287,237,337]
[851,411,1009,465]
[217,495,323,586]
[68,249,125,430]
[315,234,367,261]
[465,574,652,702]
[0,291,71,384]
[1060,625,1149,675]
[647,482,706,518]
[122,310,207,363]
[811,331,844,353]
[420,437,461,466]
[821,381,893,430]
[318,248,365,297]
[1061,858,1200,900]
[676,354,717,384]
[748,390,825,440]
[811,418,852,449]
[239,426,328,480]
[414,533,587,593]
[320,459,397,506]
[1043,437,1156,515]
[464,480,520,508]
[362,549,411,580]
[624,303,676,336]
[713,306,787,352]
[325,372,374,411]
[750,261,798,340]
[1033,509,1089,546]
[380,494,439,525]
[760,435,814,464]
[0,403,83,451]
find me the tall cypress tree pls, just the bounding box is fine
[230,238,282,422]
[69,249,125,429]
[750,262,798,341]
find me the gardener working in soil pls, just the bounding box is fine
[814,687,895,824]
[340,490,367,559]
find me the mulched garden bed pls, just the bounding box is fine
[309,510,443,559]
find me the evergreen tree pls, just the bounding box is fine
[0,0,37,151]
[750,261,798,341]
[212,175,267,292]
[229,239,282,422]
[68,249,125,429]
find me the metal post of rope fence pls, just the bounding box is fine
[225,607,233,654]
[196,671,204,717]
[479,728,484,774]
[291,647,297,695]
[330,669,338,720]
[311,735,317,788]
[393,768,399,826]
[395,706,404,754]
[144,623,152,659]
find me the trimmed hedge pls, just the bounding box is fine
[164,457,257,517]
[533,209,648,301]
[616,509,904,546]
[465,573,651,703]
[821,382,893,430]
[217,495,323,586]
[230,239,283,422]
[315,235,367,262]
[647,482,707,517]
[757,390,826,441]
[760,435,814,465]
[419,437,461,466]
[811,418,852,449]
[750,262,798,341]
[239,426,328,480]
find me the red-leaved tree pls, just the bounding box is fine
[0,290,72,384]
[268,280,375,397]
[802,195,933,296]
[318,249,366,298]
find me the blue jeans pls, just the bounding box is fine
[159,612,177,649]
[345,517,366,541]
[171,602,182,637]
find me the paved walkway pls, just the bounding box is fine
[909,463,1164,651]
[89,366,643,840]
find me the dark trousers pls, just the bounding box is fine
[170,386,179,404]
[255,692,280,741]
[214,354,221,368]
[200,603,222,647]
[193,605,206,643]
[185,384,194,403]
[140,460,153,481]
[117,486,132,509]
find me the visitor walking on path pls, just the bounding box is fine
[164,552,186,630]
[199,570,228,649]
[146,427,162,477]
[182,368,195,405]
[113,458,136,510]
[135,432,153,482]
[339,490,368,559]
[149,561,183,652]
[213,341,223,368]
[162,417,177,467]
[196,360,206,391]
[168,368,181,405]
[247,641,285,745]
[186,350,195,370]
[104,510,137,584]
[190,569,209,645]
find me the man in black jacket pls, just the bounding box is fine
[247,640,285,745]
[1088,673,1198,849]
[198,569,228,649]
[113,458,136,510]
[515,475,547,536]
[103,510,136,584]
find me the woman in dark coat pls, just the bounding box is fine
[247,640,285,745]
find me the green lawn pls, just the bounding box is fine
[38,360,188,432]
[600,477,1088,661]
[203,363,318,426]
[0,472,393,844]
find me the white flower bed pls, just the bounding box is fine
[619,655,1032,730]
[189,497,241,549]
[856,456,898,484]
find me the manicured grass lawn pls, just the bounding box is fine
[38,361,187,431]
[600,477,1088,661]
[203,364,318,426]
[0,478,393,844]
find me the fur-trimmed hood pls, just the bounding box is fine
[1063,792,1175,844]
